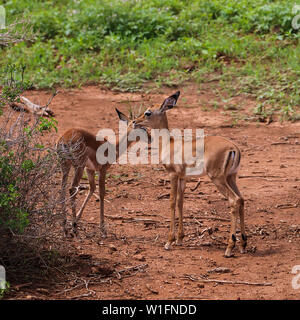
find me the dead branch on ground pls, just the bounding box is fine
[9,91,58,117]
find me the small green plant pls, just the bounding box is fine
[0,64,32,114]
[253,102,274,122]
[0,281,10,299]
[37,117,58,134]
[212,101,221,110]
[279,105,296,122]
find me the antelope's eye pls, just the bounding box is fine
[144,110,152,117]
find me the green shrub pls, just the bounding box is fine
[0,66,59,233]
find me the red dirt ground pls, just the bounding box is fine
[5,84,300,300]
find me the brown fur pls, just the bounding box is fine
[56,111,142,237]
[134,92,246,257]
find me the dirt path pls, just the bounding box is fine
[10,84,300,300]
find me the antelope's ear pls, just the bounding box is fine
[159,91,180,113]
[115,108,129,123]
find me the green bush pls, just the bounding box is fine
[0,66,59,233]
[0,116,59,234]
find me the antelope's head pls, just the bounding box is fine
[133,91,180,129]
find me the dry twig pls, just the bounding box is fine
[183,275,272,286]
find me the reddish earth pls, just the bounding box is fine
[5,84,300,300]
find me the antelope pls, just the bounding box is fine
[134,91,246,257]
[56,108,147,237]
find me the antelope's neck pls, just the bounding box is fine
[158,116,169,131]
[115,128,135,160]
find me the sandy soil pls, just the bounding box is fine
[5,84,300,300]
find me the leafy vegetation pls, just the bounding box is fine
[0,66,59,234]
[1,0,300,118]
[0,64,78,300]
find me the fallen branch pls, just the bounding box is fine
[9,92,57,117]
[190,179,201,191]
[21,95,56,117]
[239,175,283,179]
[183,275,272,286]
[116,178,135,185]
[116,263,148,274]
[157,192,170,200]
[13,282,33,291]
[192,215,230,222]
[106,215,158,224]
[115,263,148,280]
[275,203,297,209]
[54,277,112,297]
[271,142,291,146]
[70,292,94,299]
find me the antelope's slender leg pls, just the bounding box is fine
[75,169,96,223]
[165,173,178,250]
[60,162,71,236]
[69,166,84,234]
[176,178,186,245]
[238,199,246,253]
[98,167,107,237]
[211,176,241,257]
[227,173,246,253]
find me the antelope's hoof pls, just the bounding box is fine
[240,247,246,254]
[164,242,172,250]
[224,248,235,258]
[175,239,183,246]
[100,229,107,238]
